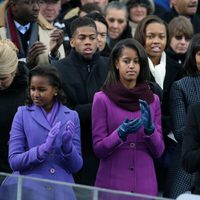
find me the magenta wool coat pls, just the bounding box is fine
[92,92,165,197]
[1,104,83,200]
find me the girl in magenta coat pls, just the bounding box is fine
[92,38,165,198]
[1,65,83,200]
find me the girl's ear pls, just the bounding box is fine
[54,87,59,96]
[115,60,119,70]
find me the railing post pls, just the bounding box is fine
[16,176,22,200]
[93,188,98,200]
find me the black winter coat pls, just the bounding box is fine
[0,62,28,174]
[54,49,109,185]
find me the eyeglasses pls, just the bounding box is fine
[174,35,191,41]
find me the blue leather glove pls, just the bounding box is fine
[38,121,61,159]
[139,99,155,135]
[118,118,143,141]
[62,120,74,154]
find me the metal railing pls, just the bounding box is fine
[0,172,198,200]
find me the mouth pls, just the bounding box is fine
[84,48,93,54]
[151,46,161,53]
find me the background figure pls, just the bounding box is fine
[134,15,183,194]
[0,0,65,68]
[104,1,132,50]
[164,33,200,198]
[1,65,83,200]
[53,17,109,186]
[160,0,200,34]
[166,15,194,66]
[86,12,110,57]
[126,0,154,37]
[63,3,102,55]
[39,0,61,25]
[92,38,164,198]
[0,39,28,183]
[182,102,200,195]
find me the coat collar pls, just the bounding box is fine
[27,104,70,131]
[0,0,53,30]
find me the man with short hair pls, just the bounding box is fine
[0,0,65,68]
[160,0,200,34]
[53,16,109,186]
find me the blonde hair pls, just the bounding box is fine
[0,39,19,74]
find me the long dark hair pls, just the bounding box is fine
[102,38,150,91]
[184,33,200,75]
[26,64,67,105]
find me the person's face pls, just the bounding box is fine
[30,76,58,112]
[145,22,167,61]
[93,0,109,11]
[39,0,61,24]
[95,21,107,52]
[172,0,198,16]
[170,35,191,54]
[116,47,140,89]
[129,5,148,23]
[105,8,127,40]
[195,50,200,71]
[0,72,15,90]
[11,0,40,25]
[70,26,98,59]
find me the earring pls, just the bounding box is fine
[54,93,58,96]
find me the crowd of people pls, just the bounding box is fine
[0,0,200,199]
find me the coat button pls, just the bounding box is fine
[49,168,55,174]
[129,143,135,148]
[130,166,134,171]
[44,185,53,191]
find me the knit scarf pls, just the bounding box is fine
[5,7,39,58]
[104,81,154,111]
[40,100,60,127]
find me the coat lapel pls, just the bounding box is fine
[55,104,70,128]
[28,105,51,131]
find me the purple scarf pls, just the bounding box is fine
[104,81,154,111]
[41,101,60,127]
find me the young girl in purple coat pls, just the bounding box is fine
[92,38,164,198]
[1,65,82,200]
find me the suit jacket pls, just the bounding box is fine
[92,92,164,196]
[0,0,65,65]
[160,7,200,34]
[182,102,200,194]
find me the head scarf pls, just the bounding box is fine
[0,39,18,74]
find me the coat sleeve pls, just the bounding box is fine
[92,93,123,159]
[170,81,186,143]
[182,104,200,173]
[144,95,165,158]
[9,107,42,171]
[61,111,83,173]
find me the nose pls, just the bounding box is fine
[112,21,118,28]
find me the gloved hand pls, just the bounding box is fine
[118,118,143,141]
[62,120,74,154]
[139,99,155,135]
[38,121,61,159]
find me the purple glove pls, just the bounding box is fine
[38,121,61,159]
[62,120,74,154]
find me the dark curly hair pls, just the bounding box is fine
[26,64,67,105]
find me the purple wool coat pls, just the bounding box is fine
[1,104,83,200]
[92,92,165,197]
